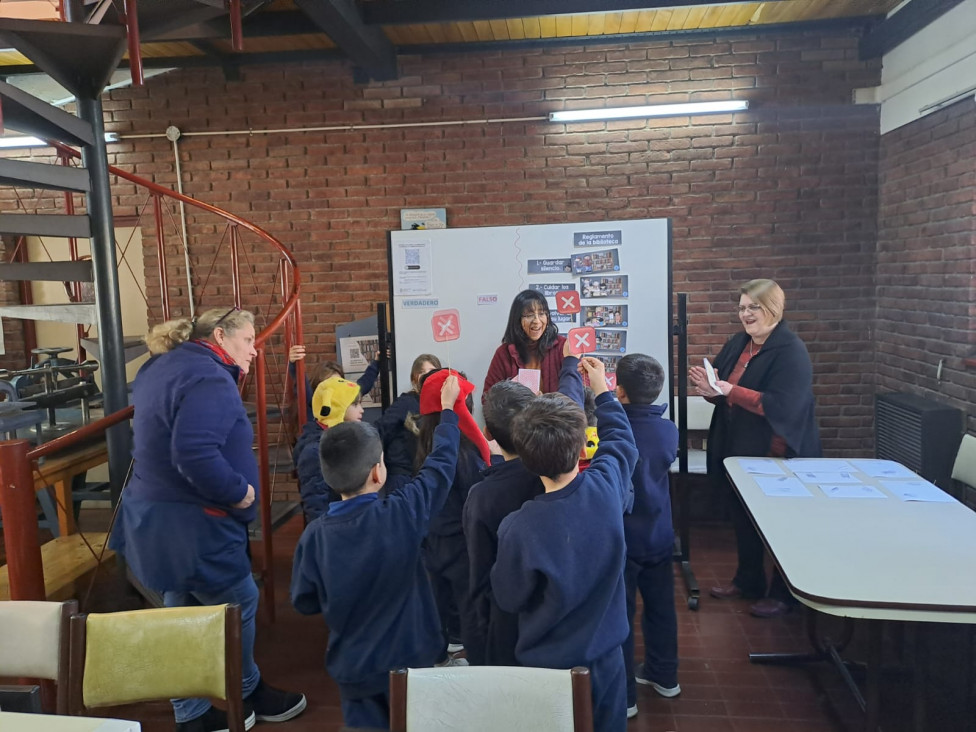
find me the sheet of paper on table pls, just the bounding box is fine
[820,483,887,499]
[786,458,854,473]
[794,470,861,484]
[739,458,786,475]
[755,475,813,497]
[849,459,917,478]
[881,480,956,503]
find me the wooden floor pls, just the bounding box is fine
[9,511,973,731]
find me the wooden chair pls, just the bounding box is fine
[0,599,76,714]
[389,665,593,732]
[68,604,245,731]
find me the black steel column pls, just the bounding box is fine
[67,0,131,503]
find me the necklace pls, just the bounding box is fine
[745,340,761,368]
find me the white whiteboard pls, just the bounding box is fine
[388,219,672,422]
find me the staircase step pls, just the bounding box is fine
[80,335,149,364]
[0,303,96,324]
[0,213,91,238]
[0,80,94,147]
[0,158,91,193]
[0,19,127,100]
[0,260,93,283]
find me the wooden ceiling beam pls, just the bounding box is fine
[361,0,787,25]
[859,0,967,59]
[294,0,397,80]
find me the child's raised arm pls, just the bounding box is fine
[557,339,584,407]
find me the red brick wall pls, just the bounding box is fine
[2,30,883,455]
[877,99,976,435]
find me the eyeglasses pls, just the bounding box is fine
[736,304,764,315]
[213,306,240,330]
[521,311,547,322]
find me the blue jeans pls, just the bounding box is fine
[163,574,261,723]
[624,555,678,707]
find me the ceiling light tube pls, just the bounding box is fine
[0,132,120,149]
[549,100,749,123]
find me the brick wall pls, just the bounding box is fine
[877,99,976,437]
[1,29,883,456]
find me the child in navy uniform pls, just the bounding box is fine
[376,353,441,494]
[464,344,583,666]
[296,375,365,521]
[414,368,492,659]
[491,357,638,732]
[290,374,463,730]
[615,354,681,718]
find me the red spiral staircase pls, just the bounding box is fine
[0,17,308,620]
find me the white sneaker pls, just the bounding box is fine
[635,664,681,698]
[626,704,638,719]
[435,656,469,667]
[447,642,465,653]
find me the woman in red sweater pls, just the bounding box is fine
[483,289,566,399]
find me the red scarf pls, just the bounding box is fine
[419,369,491,464]
[192,339,243,384]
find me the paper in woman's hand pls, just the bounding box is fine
[703,358,721,395]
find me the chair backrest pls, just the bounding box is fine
[952,434,976,492]
[389,666,593,732]
[0,599,76,714]
[68,604,244,731]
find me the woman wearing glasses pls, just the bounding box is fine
[112,307,306,731]
[483,289,567,398]
[689,279,821,619]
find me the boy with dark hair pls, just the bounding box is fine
[463,346,584,666]
[614,353,680,718]
[291,374,463,730]
[491,357,637,732]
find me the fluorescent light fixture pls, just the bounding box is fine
[0,132,120,149]
[549,100,749,123]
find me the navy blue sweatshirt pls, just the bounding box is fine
[623,403,679,563]
[463,457,543,665]
[429,445,485,538]
[491,392,638,668]
[290,410,460,697]
[113,341,256,593]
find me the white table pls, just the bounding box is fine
[724,457,976,731]
[0,711,140,731]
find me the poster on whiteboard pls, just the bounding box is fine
[388,219,672,422]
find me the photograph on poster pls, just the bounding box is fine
[581,275,628,299]
[572,248,620,275]
[595,329,627,353]
[596,355,621,373]
[583,304,628,327]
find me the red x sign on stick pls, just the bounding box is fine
[567,326,596,355]
[431,309,461,342]
[605,372,617,390]
[555,289,580,314]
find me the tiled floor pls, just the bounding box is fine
[18,513,973,731]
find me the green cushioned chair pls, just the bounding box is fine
[68,604,244,731]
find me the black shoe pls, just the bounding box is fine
[245,679,307,722]
[175,704,256,732]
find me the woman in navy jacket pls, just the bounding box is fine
[690,279,821,619]
[112,307,306,732]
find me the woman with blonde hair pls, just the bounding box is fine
[689,280,821,619]
[113,307,306,732]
